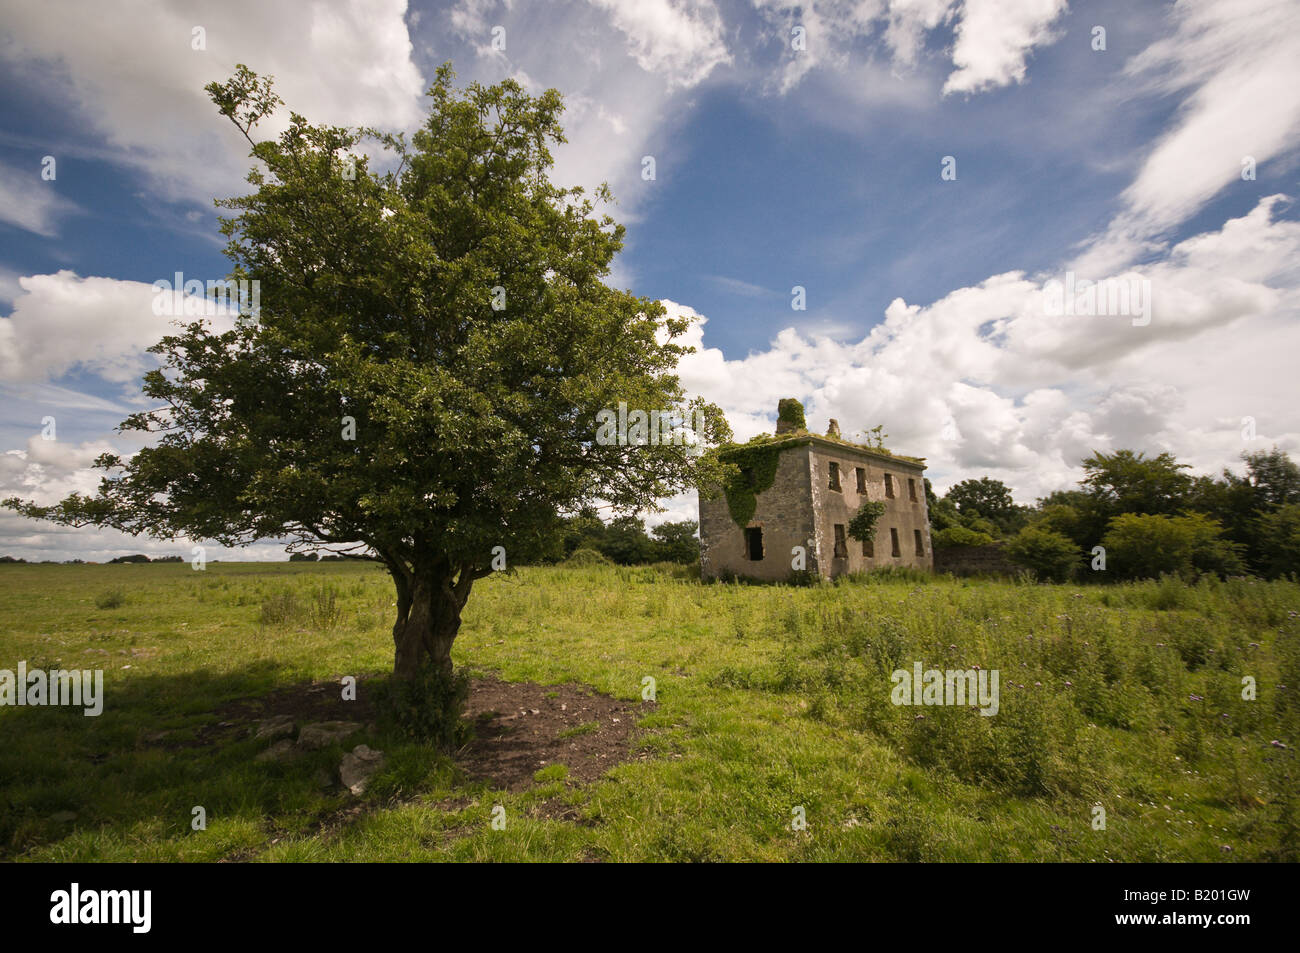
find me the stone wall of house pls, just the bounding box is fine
[699,444,817,582]
[808,443,932,577]
[932,542,1020,576]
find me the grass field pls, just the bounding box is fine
[1,561,1297,862]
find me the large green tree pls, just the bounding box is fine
[4,65,728,679]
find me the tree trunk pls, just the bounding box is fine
[390,569,473,680]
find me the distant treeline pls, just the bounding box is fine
[929,447,1300,581]
[0,554,186,564]
[538,511,700,566]
[11,446,1295,582]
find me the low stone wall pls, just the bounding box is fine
[932,542,1020,577]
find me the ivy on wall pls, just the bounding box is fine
[848,499,887,542]
[777,398,806,432]
[721,439,788,528]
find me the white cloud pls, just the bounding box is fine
[670,195,1300,503]
[942,0,1067,95]
[587,0,732,89]
[0,0,426,206]
[0,270,241,386]
[0,163,81,237]
[443,0,727,218]
[751,0,1065,97]
[1075,0,1300,274]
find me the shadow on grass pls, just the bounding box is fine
[0,662,464,860]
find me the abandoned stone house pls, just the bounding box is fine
[699,401,933,581]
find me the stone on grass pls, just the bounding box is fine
[297,721,362,750]
[254,714,296,741]
[255,739,298,763]
[339,744,385,796]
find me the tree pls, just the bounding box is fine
[1243,447,1300,508]
[1080,450,1192,518]
[928,495,961,531]
[650,519,700,564]
[1101,513,1243,580]
[946,477,1015,525]
[3,64,729,683]
[600,516,659,565]
[1003,526,1079,582]
[1254,504,1300,579]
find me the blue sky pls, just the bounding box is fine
[1,0,1299,559]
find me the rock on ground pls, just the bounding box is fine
[339,744,385,796]
[297,721,362,750]
[254,714,296,741]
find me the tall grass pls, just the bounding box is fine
[0,560,1295,861]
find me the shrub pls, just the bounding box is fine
[259,590,302,626]
[308,584,344,629]
[1004,526,1080,582]
[1255,503,1300,580]
[378,662,471,750]
[932,525,995,548]
[564,547,613,567]
[962,515,1000,539]
[1102,512,1244,580]
[94,588,126,609]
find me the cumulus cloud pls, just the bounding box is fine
[0,270,238,386]
[942,0,1067,95]
[669,195,1300,504]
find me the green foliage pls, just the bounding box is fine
[595,516,659,565]
[932,525,995,548]
[719,439,786,528]
[928,496,961,531]
[1081,450,1193,518]
[946,477,1015,525]
[1255,503,1300,579]
[1004,526,1080,582]
[551,515,697,565]
[847,499,887,543]
[377,662,471,750]
[650,519,700,564]
[962,514,1000,539]
[94,588,126,609]
[564,546,613,566]
[1033,503,1087,546]
[1102,513,1244,580]
[777,398,806,431]
[1243,446,1300,507]
[258,590,301,626]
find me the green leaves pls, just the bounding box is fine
[203,64,283,143]
[847,499,887,543]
